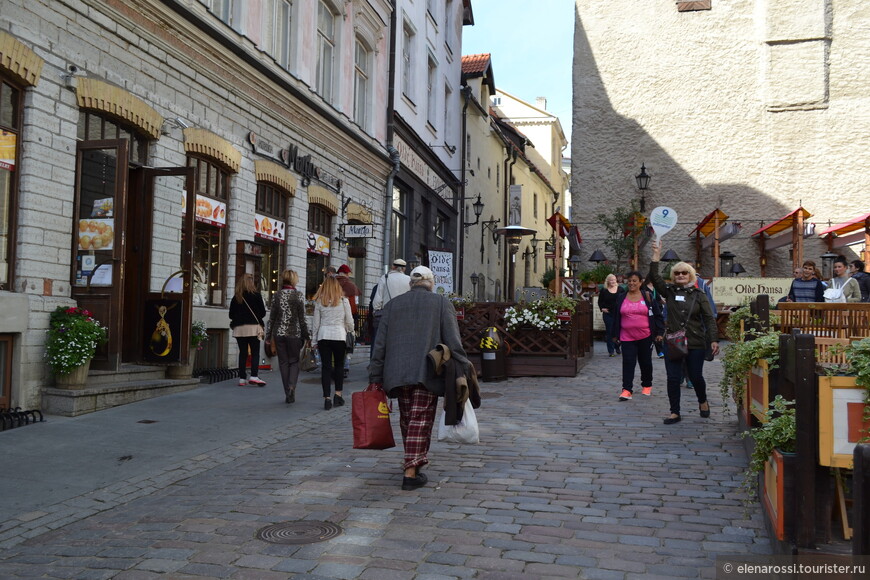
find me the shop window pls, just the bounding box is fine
[77,111,148,165]
[188,155,230,305]
[0,77,22,291]
[305,204,333,299]
[255,182,290,305]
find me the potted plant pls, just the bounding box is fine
[168,320,208,379]
[503,296,576,332]
[719,327,780,415]
[741,395,797,538]
[45,306,108,388]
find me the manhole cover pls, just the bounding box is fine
[255,521,343,545]
[480,392,502,399]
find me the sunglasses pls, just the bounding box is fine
[672,271,690,276]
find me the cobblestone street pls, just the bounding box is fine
[0,344,769,579]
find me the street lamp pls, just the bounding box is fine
[589,249,608,263]
[463,194,485,227]
[495,225,536,301]
[731,263,746,276]
[820,250,838,280]
[470,272,479,300]
[719,250,736,276]
[568,255,582,296]
[661,248,681,262]
[635,163,651,212]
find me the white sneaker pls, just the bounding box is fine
[238,379,247,386]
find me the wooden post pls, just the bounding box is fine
[864,217,870,271]
[760,236,767,277]
[853,444,870,555]
[793,211,805,272]
[554,233,562,297]
[713,212,721,277]
[793,332,819,548]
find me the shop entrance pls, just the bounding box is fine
[71,138,194,370]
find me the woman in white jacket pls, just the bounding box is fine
[312,275,355,409]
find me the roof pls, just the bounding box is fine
[817,212,870,237]
[461,53,490,75]
[751,207,812,238]
[688,208,729,237]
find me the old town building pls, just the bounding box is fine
[572,0,870,278]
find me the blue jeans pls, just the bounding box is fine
[620,335,653,392]
[663,346,707,415]
[603,312,619,354]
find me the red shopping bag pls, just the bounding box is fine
[352,383,396,450]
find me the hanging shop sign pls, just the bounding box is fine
[254,213,286,243]
[429,249,454,295]
[712,277,793,306]
[341,223,374,238]
[142,298,183,363]
[247,131,342,192]
[307,232,331,256]
[0,131,16,171]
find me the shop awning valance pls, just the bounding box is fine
[254,160,296,195]
[307,184,339,215]
[818,212,870,237]
[689,208,728,237]
[346,202,372,223]
[751,207,812,238]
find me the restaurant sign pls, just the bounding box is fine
[712,277,793,306]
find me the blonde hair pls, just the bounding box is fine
[234,273,256,303]
[670,262,697,286]
[604,274,617,286]
[313,275,342,307]
[282,269,298,287]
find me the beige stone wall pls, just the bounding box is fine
[572,0,870,278]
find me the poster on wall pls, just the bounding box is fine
[78,218,115,251]
[428,249,454,295]
[306,232,330,256]
[0,131,15,171]
[254,213,286,242]
[183,192,227,227]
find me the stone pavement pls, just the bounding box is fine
[0,343,769,579]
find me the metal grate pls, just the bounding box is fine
[256,521,343,545]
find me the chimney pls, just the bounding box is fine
[536,97,547,110]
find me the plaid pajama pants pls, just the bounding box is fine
[395,385,438,471]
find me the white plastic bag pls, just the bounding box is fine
[437,399,479,444]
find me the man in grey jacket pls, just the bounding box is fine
[368,266,469,491]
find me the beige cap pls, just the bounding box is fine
[410,266,434,280]
[392,259,407,267]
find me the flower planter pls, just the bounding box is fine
[748,359,777,423]
[818,375,870,469]
[54,359,91,389]
[762,448,796,541]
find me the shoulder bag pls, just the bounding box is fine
[665,291,698,361]
[243,297,265,340]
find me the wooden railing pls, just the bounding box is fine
[773,302,870,339]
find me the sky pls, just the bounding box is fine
[461,0,574,148]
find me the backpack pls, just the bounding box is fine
[823,278,847,303]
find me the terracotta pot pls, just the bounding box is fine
[54,359,91,389]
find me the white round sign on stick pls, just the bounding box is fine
[649,206,678,241]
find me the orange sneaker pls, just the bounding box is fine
[619,389,632,401]
[641,387,652,396]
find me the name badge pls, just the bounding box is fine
[675,295,686,302]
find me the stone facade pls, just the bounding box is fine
[572,0,870,278]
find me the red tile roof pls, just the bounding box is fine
[461,53,491,75]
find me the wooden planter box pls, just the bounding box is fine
[458,302,594,378]
[762,448,796,542]
[818,375,870,469]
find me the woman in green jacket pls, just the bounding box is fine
[649,241,719,424]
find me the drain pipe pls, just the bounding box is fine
[382,0,400,272]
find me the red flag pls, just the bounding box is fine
[546,212,571,238]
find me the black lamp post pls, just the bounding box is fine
[463,194,485,227]
[589,249,608,263]
[820,251,838,280]
[568,255,582,296]
[635,163,651,212]
[719,250,736,276]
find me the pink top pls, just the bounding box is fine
[619,296,651,342]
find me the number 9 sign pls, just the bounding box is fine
[649,206,678,241]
